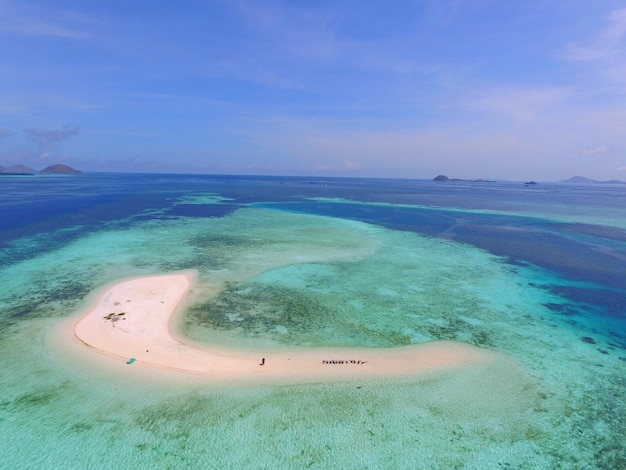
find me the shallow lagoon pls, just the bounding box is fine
[1,174,624,468]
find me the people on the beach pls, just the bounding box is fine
[322,359,366,364]
[260,357,265,366]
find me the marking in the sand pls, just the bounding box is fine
[322,360,367,365]
[103,312,126,327]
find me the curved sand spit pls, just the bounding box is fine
[72,272,497,382]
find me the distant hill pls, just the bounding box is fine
[0,164,37,175]
[564,176,595,183]
[39,164,82,174]
[564,176,625,184]
[1,163,83,175]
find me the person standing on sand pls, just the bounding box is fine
[260,358,265,366]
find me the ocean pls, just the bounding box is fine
[1,173,624,468]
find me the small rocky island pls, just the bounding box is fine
[433,175,494,183]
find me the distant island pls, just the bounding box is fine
[0,164,38,175]
[0,163,82,175]
[40,164,82,174]
[433,175,494,183]
[563,176,625,184]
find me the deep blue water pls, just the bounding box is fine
[2,173,625,324]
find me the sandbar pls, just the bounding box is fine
[71,272,499,383]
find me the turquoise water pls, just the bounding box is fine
[0,174,624,468]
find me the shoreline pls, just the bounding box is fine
[69,272,500,384]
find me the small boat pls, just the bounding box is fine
[126,358,136,364]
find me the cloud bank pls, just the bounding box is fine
[0,129,15,141]
[24,124,80,147]
[577,145,611,157]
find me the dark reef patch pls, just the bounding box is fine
[186,282,329,343]
[425,317,493,348]
[186,278,496,349]
[0,382,71,412]
[543,303,579,316]
[155,253,224,271]
[189,233,249,249]
[1,279,91,322]
[546,285,626,320]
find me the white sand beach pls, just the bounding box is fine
[70,272,501,383]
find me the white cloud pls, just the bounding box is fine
[296,159,361,174]
[234,2,340,61]
[566,7,626,61]
[463,86,571,123]
[0,1,89,38]
[563,7,626,94]
[577,145,611,157]
[246,119,556,179]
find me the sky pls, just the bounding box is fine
[1,0,626,180]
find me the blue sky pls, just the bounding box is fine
[1,0,626,180]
